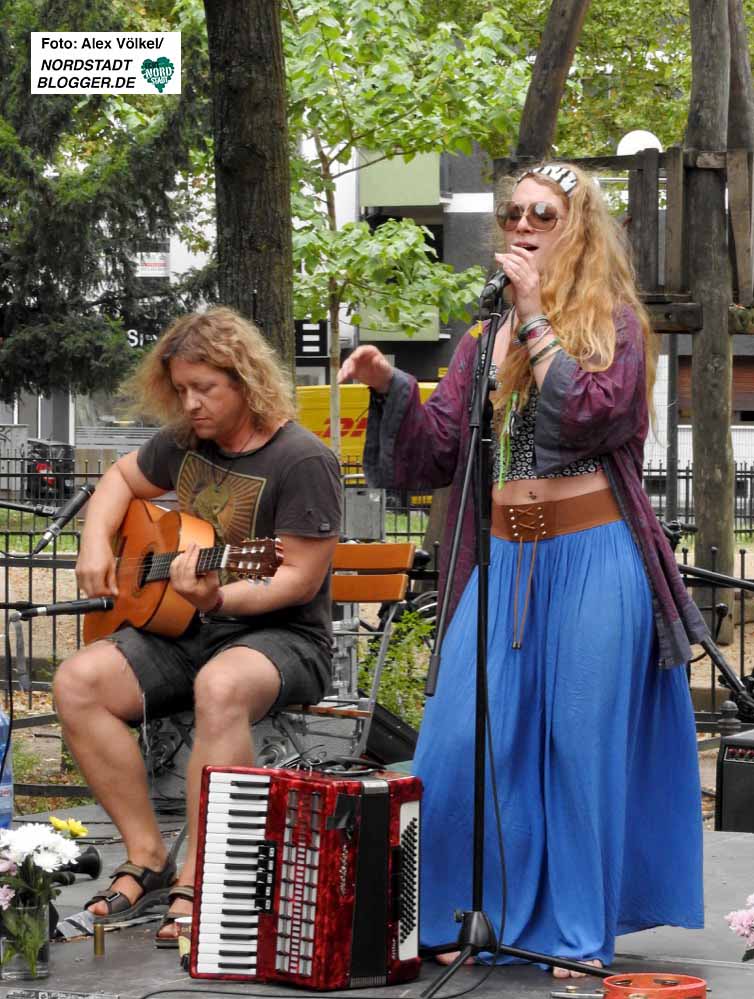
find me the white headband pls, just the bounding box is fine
[521,164,578,197]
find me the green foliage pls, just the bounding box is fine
[0,0,212,395]
[293,216,486,335]
[285,0,529,334]
[424,0,693,157]
[286,0,528,165]
[11,739,43,785]
[0,898,48,975]
[0,0,720,402]
[358,610,433,729]
[385,510,430,544]
[0,316,135,402]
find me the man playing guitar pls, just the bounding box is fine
[53,307,342,946]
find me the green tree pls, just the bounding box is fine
[0,0,211,401]
[424,0,692,157]
[284,0,530,455]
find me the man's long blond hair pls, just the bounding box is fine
[124,307,296,445]
[492,163,657,420]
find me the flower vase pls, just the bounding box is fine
[0,902,50,980]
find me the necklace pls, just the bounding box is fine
[210,425,259,489]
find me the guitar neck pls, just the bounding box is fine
[141,546,228,583]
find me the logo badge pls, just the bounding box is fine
[141,56,174,92]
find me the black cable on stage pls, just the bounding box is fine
[135,977,515,999]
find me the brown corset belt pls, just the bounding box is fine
[491,489,622,648]
[491,488,622,543]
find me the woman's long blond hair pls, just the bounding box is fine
[123,306,296,446]
[492,163,657,421]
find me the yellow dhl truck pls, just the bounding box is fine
[296,382,437,466]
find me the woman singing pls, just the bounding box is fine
[338,163,706,977]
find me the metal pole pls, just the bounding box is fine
[665,333,679,521]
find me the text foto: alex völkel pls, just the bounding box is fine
[40,36,165,50]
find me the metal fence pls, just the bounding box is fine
[1,453,754,740]
[6,447,754,534]
[2,530,752,737]
[643,462,754,533]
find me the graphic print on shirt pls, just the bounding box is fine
[176,452,267,557]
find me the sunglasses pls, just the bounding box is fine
[496,201,564,232]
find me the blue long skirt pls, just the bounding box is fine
[413,520,703,967]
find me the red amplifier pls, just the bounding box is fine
[191,765,422,990]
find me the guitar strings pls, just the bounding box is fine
[112,545,276,570]
[112,545,278,576]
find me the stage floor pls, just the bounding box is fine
[1,805,752,999]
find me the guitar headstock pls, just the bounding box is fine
[227,538,284,580]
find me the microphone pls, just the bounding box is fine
[480,267,510,305]
[15,597,114,619]
[31,483,95,555]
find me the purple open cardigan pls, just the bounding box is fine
[363,307,708,669]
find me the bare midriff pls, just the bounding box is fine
[492,468,610,506]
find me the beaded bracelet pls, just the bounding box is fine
[529,338,562,368]
[516,315,550,344]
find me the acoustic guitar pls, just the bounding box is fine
[82,499,283,645]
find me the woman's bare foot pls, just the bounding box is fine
[154,894,193,944]
[552,958,603,978]
[435,951,475,966]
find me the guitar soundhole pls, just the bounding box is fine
[138,550,155,590]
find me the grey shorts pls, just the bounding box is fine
[107,615,331,722]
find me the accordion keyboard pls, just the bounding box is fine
[195,770,274,976]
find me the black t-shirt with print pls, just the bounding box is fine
[136,421,342,653]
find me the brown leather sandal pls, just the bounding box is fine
[154,885,194,949]
[86,859,176,925]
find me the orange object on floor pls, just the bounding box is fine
[603,973,707,998]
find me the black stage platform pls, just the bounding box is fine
[1,806,752,999]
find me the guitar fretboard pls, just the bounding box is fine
[142,547,229,582]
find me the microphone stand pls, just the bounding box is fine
[420,279,611,995]
[0,499,59,517]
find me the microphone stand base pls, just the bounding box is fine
[420,910,497,998]
[420,908,612,993]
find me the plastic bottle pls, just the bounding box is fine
[0,707,14,830]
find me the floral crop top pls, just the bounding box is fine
[491,384,602,482]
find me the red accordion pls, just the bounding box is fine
[191,765,422,990]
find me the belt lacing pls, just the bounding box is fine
[507,503,548,650]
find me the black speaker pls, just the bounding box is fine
[715,729,754,831]
[363,698,418,767]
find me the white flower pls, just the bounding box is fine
[33,849,64,873]
[0,824,79,869]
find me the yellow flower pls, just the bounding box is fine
[48,816,89,838]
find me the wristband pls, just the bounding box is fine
[516,315,549,344]
[530,339,562,367]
